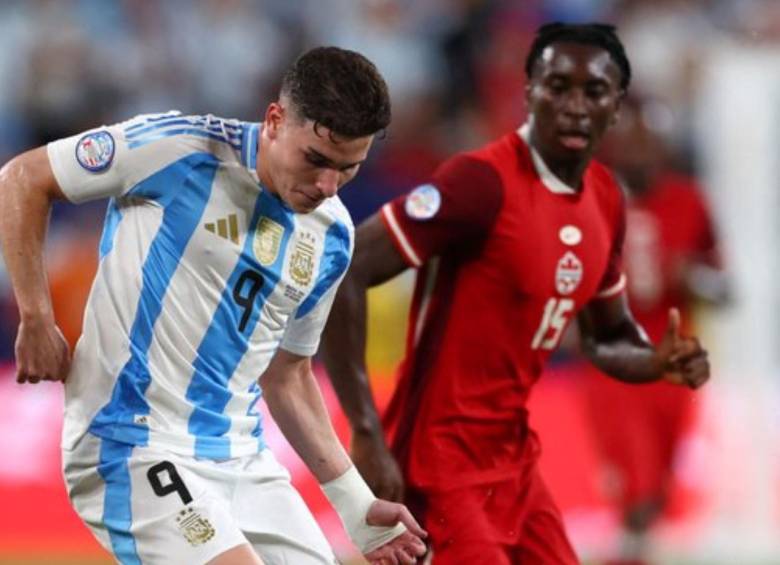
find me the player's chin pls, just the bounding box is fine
[290,193,323,213]
[556,138,592,157]
[286,200,314,214]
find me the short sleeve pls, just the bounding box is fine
[48,123,128,202]
[46,111,210,204]
[595,184,627,299]
[280,220,353,356]
[280,282,341,356]
[379,155,503,267]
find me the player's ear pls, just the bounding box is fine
[609,92,624,127]
[524,82,533,107]
[264,102,284,139]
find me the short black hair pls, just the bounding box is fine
[280,46,391,138]
[525,22,631,91]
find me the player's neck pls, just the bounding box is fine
[540,155,588,190]
[521,123,589,192]
[257,129,275,190]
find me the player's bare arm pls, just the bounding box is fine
[578,292,710,388]
[260,347,426,563]
[321,212,408,502]
[0,147,70,384]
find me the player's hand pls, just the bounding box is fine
[14,316,70,384]
[351,429,405,502]
[657,308,710,389]
[363,499,427,565]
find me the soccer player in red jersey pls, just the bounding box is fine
[322,23,710,564]
[583,96,729,565]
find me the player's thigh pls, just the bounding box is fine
[428,538,512,565]
[421,488,512,565]
[420,471,578,565]
[234,450,337,565]
[64,433,249,565]
[513,471,579,565]
[63,433,115,551]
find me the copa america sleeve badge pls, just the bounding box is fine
[404,184,441,220]
[75,130,115,172]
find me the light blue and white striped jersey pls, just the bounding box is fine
[48,112,353,460]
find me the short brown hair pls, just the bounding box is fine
[280,46,391,138]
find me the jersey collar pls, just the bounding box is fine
[517,123,579,195]
[240,122,261,182]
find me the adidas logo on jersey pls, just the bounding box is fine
[204,214,239,244]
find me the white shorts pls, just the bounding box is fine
[62,432,337,565]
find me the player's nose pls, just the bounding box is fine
[315,168,339,197]
[563,88,588,116]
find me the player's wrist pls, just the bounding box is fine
[351,418,385,441]
[641,343,667,377]
[321,465,406,553]
[18,301,56,324]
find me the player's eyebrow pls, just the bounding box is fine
[304,148,364,171]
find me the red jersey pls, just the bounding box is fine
[380,128,627,489]
[623,174,719,340]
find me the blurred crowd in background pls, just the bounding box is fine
[0,0,779,355]
[0,0,779,357]
[1,1,780,564]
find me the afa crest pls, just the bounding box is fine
[555,251,583,295]
[253,218,284,266]
[176,507,215,547]
[289,232,317,286]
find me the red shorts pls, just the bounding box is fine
[583,365,694,509]
[408,464,578,565]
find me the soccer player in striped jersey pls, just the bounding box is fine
[0,47,425,565]
[322,24,710,564]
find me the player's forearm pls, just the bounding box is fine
[321,273,383,436]
[262,361,352,483]
[584,340,665,383]
[581,322,664,383]
[0,149,56,321]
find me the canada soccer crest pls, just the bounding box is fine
[75,130,115,172]
[555,251,583,295]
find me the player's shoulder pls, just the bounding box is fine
[311,195,354,234]
[587,159,624,198]
[587,158,619,185]
[299,196,354,262]
[119,111,249,162]
[472,131,528,167]
[434,138,509,190]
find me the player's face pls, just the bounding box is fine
[261,102,374,213]
[526,42,623,165]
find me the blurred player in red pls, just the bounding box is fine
[583,95,729,565]
[322,23,711,564]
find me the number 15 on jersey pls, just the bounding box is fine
[531,298,575,350]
